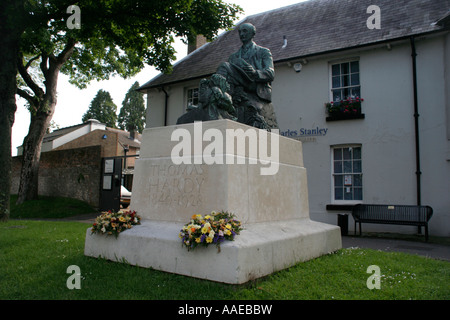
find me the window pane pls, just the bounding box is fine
[342,74,349,87]
[335,187,343,200]
[343,148,351,160]
[332,64,340,76]
[353,160,362,173]
[332,76,340,88]
[333,148,342,160]
[341,62,349,75]
[344,187,353,200]
[351,73,360,86]
[353,147,361,159]
[332,90,342,101]
[354,174,362,186]
[351,87,361,98]
[344,161,352,173]
[351,61,359,73]
[354,187,363,200]
[187,88,199,107]
[334,161,343,173]
[335,175,343,187]
[343,88,350,99]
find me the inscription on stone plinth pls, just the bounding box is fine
[147,163,207,208]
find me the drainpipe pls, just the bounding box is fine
[162,87,169,126]
[410,36,422,235]
[410,36,422,206]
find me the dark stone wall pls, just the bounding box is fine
[11,146,102,207]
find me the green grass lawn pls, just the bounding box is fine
[1,219,449,300]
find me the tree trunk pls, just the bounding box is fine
[16,40,75,205]
[16,108,55,204]
[16,70,59,205]
[0,0,24,221]
[0,60,17,221]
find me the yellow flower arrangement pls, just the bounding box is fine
[91,210,141,238]
[179,211,243,251]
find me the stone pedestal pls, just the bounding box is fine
[84,120,341,284]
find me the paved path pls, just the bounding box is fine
[342,235,450,261]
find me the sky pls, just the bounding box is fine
[11,0,307,156]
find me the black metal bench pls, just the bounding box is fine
[352,204,433,241]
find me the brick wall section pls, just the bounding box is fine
[11,145,102,207]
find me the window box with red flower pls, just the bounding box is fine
[325,97,365,121]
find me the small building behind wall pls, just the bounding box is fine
[12,119,142,207]
[138,0,450,237]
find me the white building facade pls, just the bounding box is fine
[139,0,450,237]
[274,35,450,237]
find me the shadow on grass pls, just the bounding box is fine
[9,194,98,220]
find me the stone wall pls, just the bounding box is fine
[11,146,102,207]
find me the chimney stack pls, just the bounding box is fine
[188,35,207,54]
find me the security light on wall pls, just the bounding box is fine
[293,63,302,73]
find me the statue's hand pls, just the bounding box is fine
[239,59,257,78]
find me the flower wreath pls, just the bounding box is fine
[179,211,243,252]
[91,210,141,238]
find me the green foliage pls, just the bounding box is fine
[82,89,117,127]
[18,0,243,90]
[118,81,145,133]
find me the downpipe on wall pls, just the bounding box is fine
[162,87,169,126]
[410,36,423,233]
